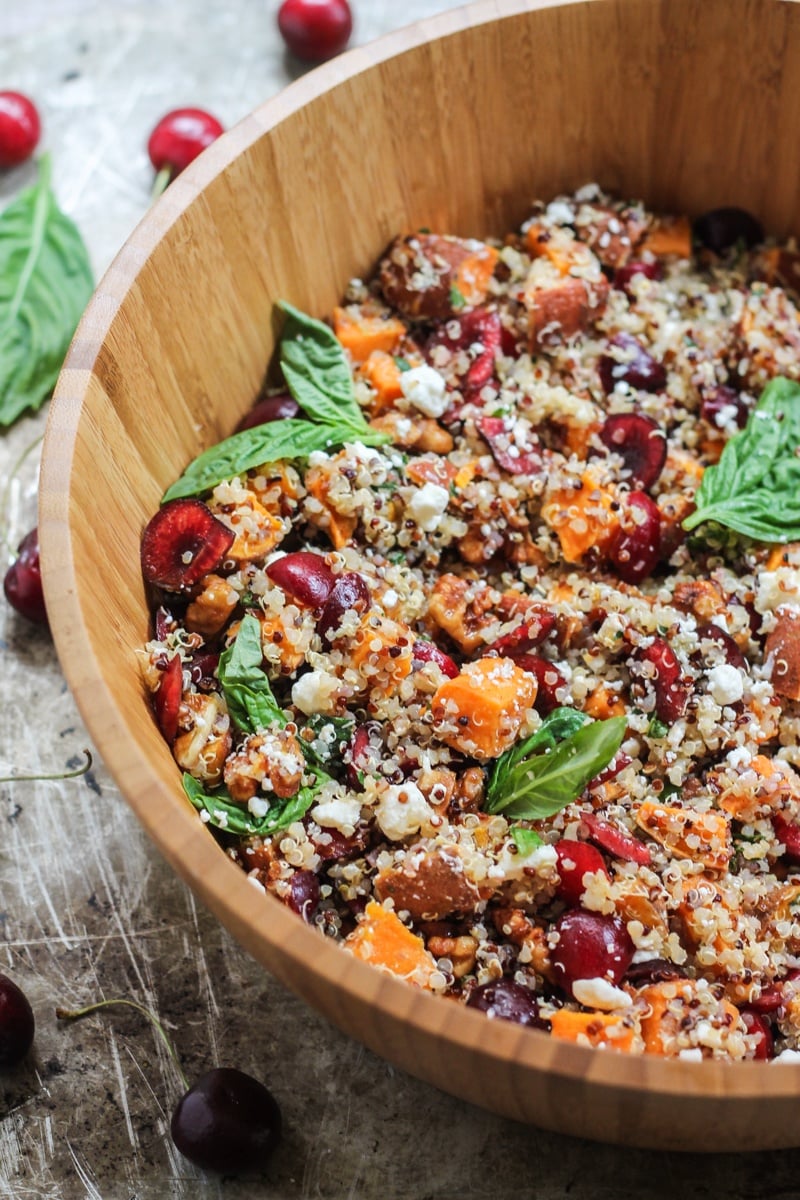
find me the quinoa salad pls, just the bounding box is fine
[139,184,800,1061]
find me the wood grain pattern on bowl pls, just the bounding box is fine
[40,0,800,1151]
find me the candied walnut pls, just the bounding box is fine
[426,933,478,979]
[765,606,800,700]
[374,847,482,921]
[369,411,454,454]
[453,766,485,814]
[672,578,728,621]
[417,766,458,813]
[173,692,231,786]
[223,729,305,803]
[185,574,239,637]
[492,907,554,981]
[427,573,498,653]
[378,234,498,321]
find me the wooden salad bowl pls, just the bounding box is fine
[40,0,800,1152]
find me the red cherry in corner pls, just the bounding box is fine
[4,528,48,627]
[0,92,41,168]
[277,0,353,63]
[0,973,35,1067]
[147,108,224,196]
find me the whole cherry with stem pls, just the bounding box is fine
[0,974,35,1067]
[0,91,41,168]
[57,998,283,1174]
[148,108,224,198]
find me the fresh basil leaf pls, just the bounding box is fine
[279,301,366,432]
[302,713,356,769]
[485,715,627,820]
[183,770,325,837]
[0,153,94,427]
[218,613,286,733]
[647,717,669,739]
[510,826,544,855]
[162,416,390,502]
[493,707,591,779]
[683,377,800,542]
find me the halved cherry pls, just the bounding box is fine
[614,260,663,296]
[412,640,459,678]
[741,1010,774,1060]
[598,333,666,394]
[153,654,183,743]
[141,499,234,592]
[478,415,544,476]
[486,612,555,656]
[266,551,335,610]
[554,840,609,906]
[511,653,566,714]
[581,811,651,866]
[317,572,371,642]
[607,491,662,584]
[772,813,800,865]
[428,308,502,391]
[631,637,691,723]
[599,413,666,490]
[695,622,746,670]
[236,393,300,432]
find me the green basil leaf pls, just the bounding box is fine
[510,826,544,855]
[0,153,94,427]
[647,717,669,739]
[301,713,356,769]
[218,613,286,733]
[278,300,367,432]
[489,707,591,786]
[162,416,390,502]
[683,377,800,542]
[183,770,326,838]
[485,715,627,820]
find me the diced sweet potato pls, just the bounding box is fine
[453,244,500,308]
[541,470,621,564]
[217,496,285,564]
[374,847,481,921]
[614,884,668,934]
[635,978,740,1055]
[333,307,406,363]
[345,900,438,986]
[584,684,627,720]
[406,457,458,489]
[185,574,239,636]
[304,472,357,550]
[639,215,692,259]
[523,271,610,349]
[259,611,307,674]
[765,605,800,700]
[431,657,537,760]
[635,801,731,871]
[378,234,498,320]
[715,754,800,823]
[358,349,406,414]
[369,410,454,454]
[350,615,413,696]
[549,1009,635,1052]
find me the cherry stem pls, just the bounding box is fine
[55,998,189,1090]
[0,748,92,784]
[151,165,173,202]
[0,432,44,555]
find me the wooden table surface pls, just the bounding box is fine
[3,1,800,1196]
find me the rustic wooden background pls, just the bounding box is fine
[4,0,800,1196]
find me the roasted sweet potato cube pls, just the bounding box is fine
[345,900,438,986]
[549,1010,635,1052]
[333,306,406,363]
[431,657,537,760]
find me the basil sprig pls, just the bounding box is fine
[162,300,390,502]
[485,708,626,820]
[182,772,327,839]
[217,613,286,732]
[683,377,800,542]
[510,826,544,855]
[0,153,94,426]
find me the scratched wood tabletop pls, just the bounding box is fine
[3,1,800,1197]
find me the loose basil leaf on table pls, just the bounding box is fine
[485,711,627,821]
[183,771,327,838]
[217,613,286,733]
[0,153,94,427]
[162,300,391,502]
[683,376,800,541]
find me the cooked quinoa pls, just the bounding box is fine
[139,184,800,1061]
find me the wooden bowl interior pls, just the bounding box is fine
[40,0,800,1151]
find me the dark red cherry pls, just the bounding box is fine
[599,413,666,489]
[0,92,41,168]
[3,528,48,626]
[607,491,661,585]
[153,654,183,743]
[236,393,300,432]
[287,870,320,922]
[624,958,687,987]
[581,811,651,866]
[699,384,749,431]
[550,909,634,997]
[741,1010,774,1060]
[478,415,544,476]
[693,207,764,254]
[554,840,609,906]
[171,1067,282,1173]
[614,260,663,296]
[428,308,502,392]
[277,0,353,62]
[140,500,234,592]
[466,979,549,1029]
[486,612,555,656]
[0,973,35,1067]
[316,571,371,642]
[266,551,335,610]
[772,813,800,865]
[696,622,746,670]
[412,639,459,678]
[632,637,690,723]
[598,333,666,394]
[511,654,567,714]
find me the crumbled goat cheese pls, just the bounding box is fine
[291,669,340,715]
[311,793,363,835]
[707,663,744,706]
[374,782,435,841]
[571,978,632,1011]
[400,364,448,418]
[247,796,270,819]
[407,483,450,532]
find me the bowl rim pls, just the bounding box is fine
[39,0,800,1116]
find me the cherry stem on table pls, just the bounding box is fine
[55,997,190,1090]
[0,748,93,783]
